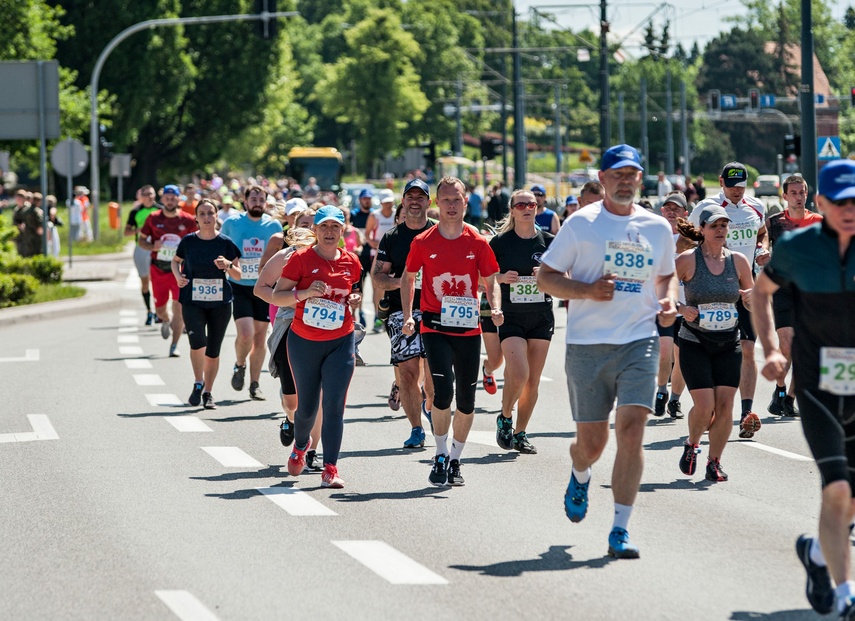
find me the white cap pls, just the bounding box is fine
[378,189,396,204]
[285,197,309,215]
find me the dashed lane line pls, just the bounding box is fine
[134,374,165,386]
[124,359,152,369]
[146,394,183,407]
[155,590,220,621]
[0,414,59,443]
[119,310,137,317]
[256,486,338,516]
[0,349,39,363]
[332,540,448,585]
[117,335,139,344]
[740,441,812,462]
[202,447,264,468]
[120,317,139,325]
[165,417,213,433]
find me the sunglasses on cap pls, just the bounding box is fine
[531,192,545,197]
[513,201,538,210]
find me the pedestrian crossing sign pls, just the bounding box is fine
[818,136,841,160]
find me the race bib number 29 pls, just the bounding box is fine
[819,347,855,396]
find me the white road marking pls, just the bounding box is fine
[257,487,338,516]
[125,359,152,369]
[124,271,139,291]
[134,374,164,386]
[155,590,220,621]
[0,414,58,443]
[332,540,448,585]
[166,417,213,432]
[119,310,137,317]
[118,326,138,333]
[119,346,144,355]
[540,376,553,382]
[117,335,139,344]
[120,317,139,325]
[146,394,183,406]
[465,430,497,447]
[202,447,264,468]
[0,349,39,363]
[741,442,812,462]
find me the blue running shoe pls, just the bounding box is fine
[422,399,433,433]
[608,527,640,559]
[403,426,426,449]
[564,472,589,523]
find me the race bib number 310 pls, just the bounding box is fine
[819,347,855,396]
[604,241,653,282]
[440,296,479,329]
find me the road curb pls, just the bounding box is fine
[0,289,124,328]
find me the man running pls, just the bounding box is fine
[220,184,284,400]
[537,144,677,559]
[125,185,161,325]
[753,159,855,620]
[365,189,398,332]
[532,184,560,234]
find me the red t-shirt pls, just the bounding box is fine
[139,210,198,272]
[281,246,362,341]
[405,225,499,337]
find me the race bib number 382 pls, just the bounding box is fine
[819,347,855,396]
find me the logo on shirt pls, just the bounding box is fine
[531,252,543,264]
[178,224,186,231]
[432,273,473,299]
[429,254,438,259]
[466,252,476,260]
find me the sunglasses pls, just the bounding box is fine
[830,198,855,207]
[513,201,538,210]
[532,192,545,197]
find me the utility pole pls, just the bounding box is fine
[640,78,648,167]
[800,0,817,204]
[554,84,562,187]
[501,56,509,187]
[665,67,674,175]
[512,6,527,187]
[599,0,610,150]
[455,79,463,156]
[680,80,690,178]
[617,92,625,144]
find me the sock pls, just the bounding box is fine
[669,391,681,402]
[612,503,633,531]
[776,384,786,395]
[657,384,667,395]
[572,466,591,484]
[449,438,465,461]
[142,291,151,312]
[741,399,753,414]
[809,537,827,567]
[434,432,448,456]
[836,582,855,612]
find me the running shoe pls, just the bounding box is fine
[679,442,699,475]
[563,472,589,523]
[202,392,217,410]
[403,426,426,449]
[768,387,786,415]
[249,381,265,401]
[496,414,514,450]
[305,449,323,472]
[705,457,728,482]
[354,351,365,366]
[169,344,180,358]
[422,399,433,433]
[279,419,295,447]
[482,362,497,395]
[795,534,834,614]
[373,318,384,333]
[447,459,465,486]
[841,598,855,621]
[512,431,537,454]
[231,364,246,391]
[287,438,312,476]
[145,312,154,326]
[739,412,761,439]
[188,381,204,407]
[388,382,401,411]
[154,315,163,324]
[783,396,799,417]
[667,400,684,419]
[429,454,449,486]
[607,527,640,559]
[161,320,171,340]
[321,464,345,488]
[654,391,668,417]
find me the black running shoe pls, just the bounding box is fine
[447,459,465,486]
[279,419,295,447]
[705,458,728,482]
[305,449,323,472]
[496,414,514,450]
[188,381,203,407]
[783,396,799,417]
[231,364,246,391]
[512,431,537,454]
[768,387,786,415]
[202,392,216,410]
[795,534,834,614]
[145,312,154,326]
[667,400,683,419]
[654,391,668,417]
[249,381,265,401]
[679,442,699,475]
[429,454,449,486]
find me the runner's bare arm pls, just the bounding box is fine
[254,250,288,304]
[751,271,786,381]
[259,232,284,270]
[371,259,401,291]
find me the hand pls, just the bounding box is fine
[175,274,189,288]
[761,350,788,382]
[499,271,519,285]
[152,239,163,251]
[214,255,230,270]
[491,309,504,327]
[739,288,752,308]
[589,273,616,301]
[348,292,362,308]
[657,298,677,327]
[680,305,699,322]
[755,249,770,266]
[402,316,415,336]
[306,280,328,298]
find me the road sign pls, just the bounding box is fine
[760,94,775,108]
[0,61,60,140]
[579,149,593,164]
[50,139,88,177]
[816,94,825,104]
[817,136,841,161]
[109,153,132,178]
[720,95,737,110]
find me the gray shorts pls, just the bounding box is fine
[386,310,425,366]
[565,337,660,422]
[133,245,152,278]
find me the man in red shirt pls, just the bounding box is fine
[139,184,198,357]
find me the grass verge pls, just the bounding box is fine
[31,283,86,304]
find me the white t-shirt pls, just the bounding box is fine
[541,201,676,345]
[689,191,764,264]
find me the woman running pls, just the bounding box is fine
[171,199,242,409]
[490,189,555,454]
[675,205,756,482]
[272,206,362,488]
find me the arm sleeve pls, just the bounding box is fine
[175,236,188,260]
[405,239,423,273]
[376,231,391,263]
[657,225,677,276]
[763,240,794,288]
[281,248,303,281]
[478,239,500,277]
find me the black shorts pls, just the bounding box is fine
[772,289,795,330]
[498,309,554,342]
[678,337,742,390]
[480,314,497,334]
[797,388,855,492]
[232,282,270,322]
[272,326,296,396]
[181,303,232,359]
[737,298,755,342]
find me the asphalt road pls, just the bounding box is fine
[0,260,829,621]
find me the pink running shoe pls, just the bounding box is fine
[321,464,345,489]
[287,436,312,476]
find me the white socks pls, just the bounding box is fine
[810,537,827,567]
[836,582,855,613]
[613,503,633,531]
[450,439,465,462]
[434,433,448,456]
[572,466,591,484]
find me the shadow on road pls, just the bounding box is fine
[344,414,405,424]
[636,478,713,493]
[730,610,820,620]
[118,408,198,417]
[329,486,448,503]
[192,464,286,484]
[340,446,423,458]
[449,545,615,576]
[210,411,279,422]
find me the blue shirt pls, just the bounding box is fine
[467,192,483,218]
[219,213,283,285]
[535,208,557,231]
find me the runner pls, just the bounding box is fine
[753,159,855,619]
[372,178,436,448]
[690,162,768,432]
[220,184,284,400]
[537,144,677,558]
[532,184,560,234]
[479,284,503,397]
[674,206,756,481]
[272,206,362,488]
[171,199,242,409]
[765,175,823,417]
[365,189,398,333]
[562,194,579,222]
[491,188,554,454]
[138,184,198,357]
[401,176,502,487]
[124,185,161,325]
[578,181,605,208]
[351,188,375,325]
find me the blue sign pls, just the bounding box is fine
[720,94,737,110]
[760,94,775,108]
[817,136,841,160]
[816,94,825,104]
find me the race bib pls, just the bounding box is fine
[156,233,181,262]
[240,237,265,280]
[698,302,737,331]
[819,347,855,396]
[604,240,653,282]
[241,257,260,280]
[303,298,346,330]
[727,222,757,253]
[440,296,479,329]
[192,278,223,302]
[510,276,544,303]
[414,269,423,290]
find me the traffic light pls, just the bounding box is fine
[709,89,720,112]
[480,136,503,160]
[422,141,436,170]
[99,123,113,164]
[749,89,759,110]
[254,0,277,39]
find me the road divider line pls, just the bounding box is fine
[120,317,139,325]
[155,590,220,621]
[166,417,213,432]
[332,540,447,585]
[118,335,140,344]
[119,310,137,317]
[146,394,183,406]
[257,486,338,516]
[118,326,138,333]
[202,447,263,468]
[124,271,139,290]
[125,359,152,369]
[119,346,144,355]
[134,374,165,386]
[0,415,58,443]
[0,349,40,363]
[741,442,812,462]
[465,431,497,447]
